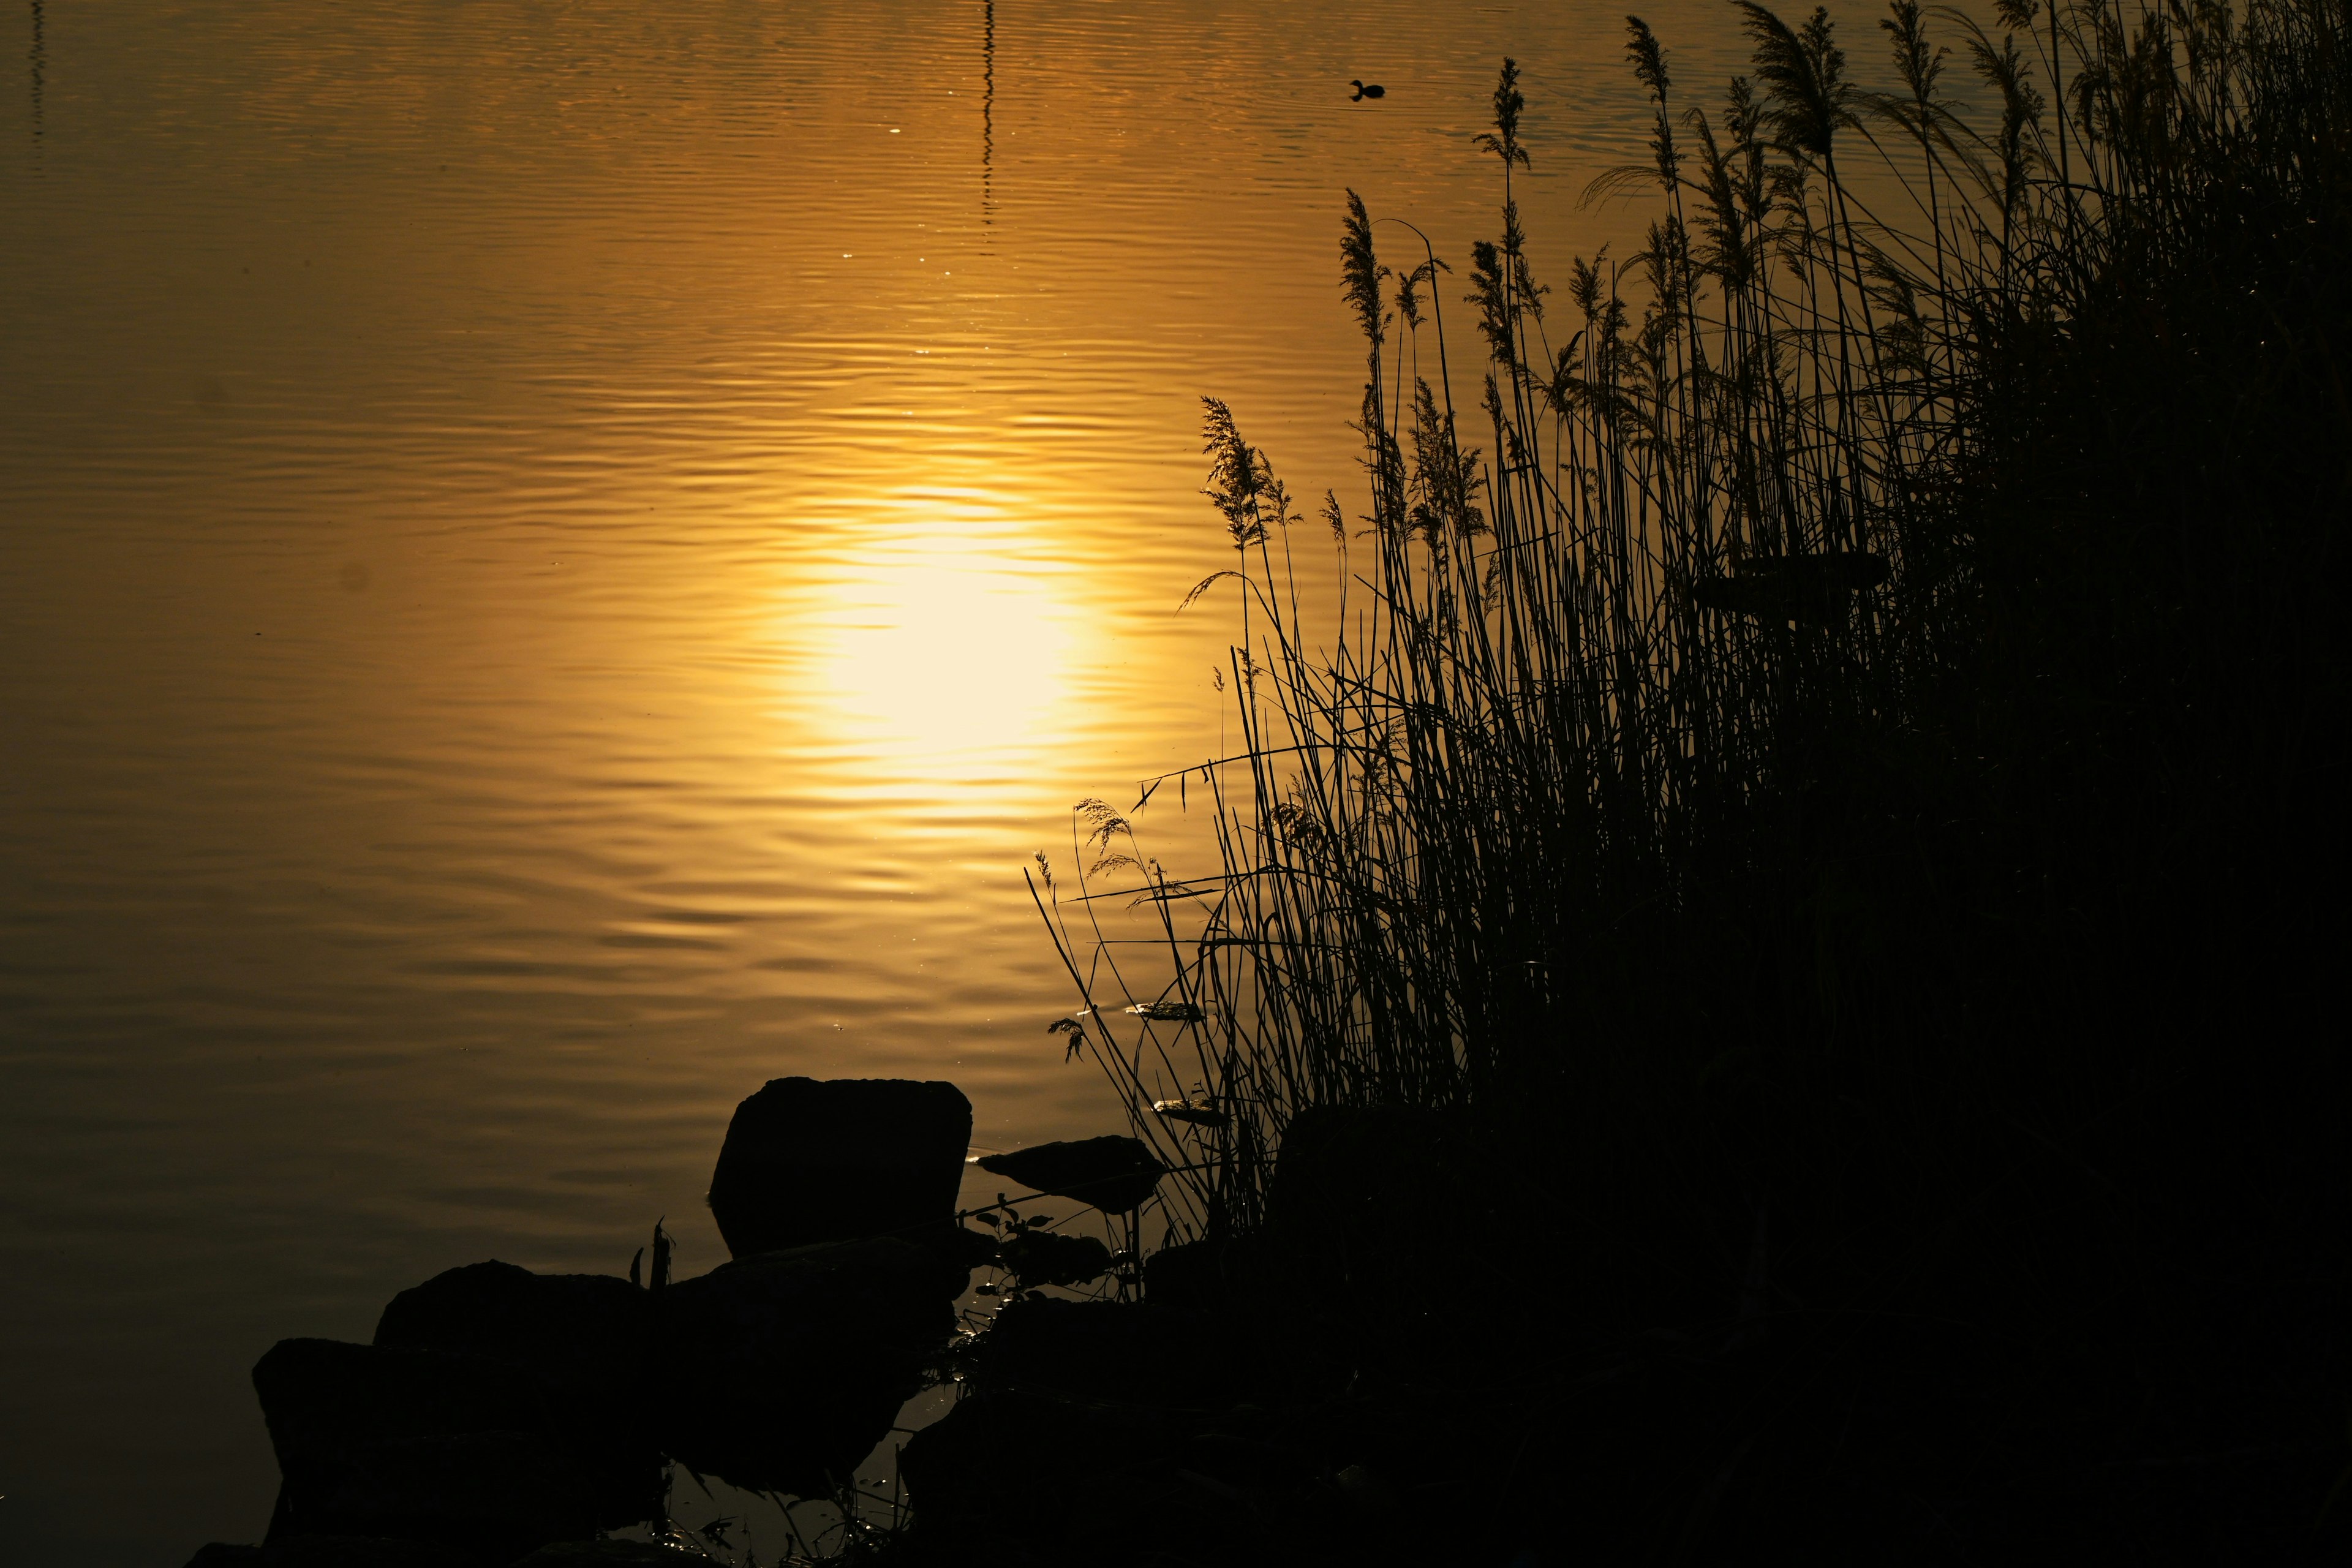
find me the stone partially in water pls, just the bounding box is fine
[655,1235,956,1495]
[706,1077,971,1257]
[976,1134,1167,1213]
[249,1338,597,1560]
[371,1261,662,1527]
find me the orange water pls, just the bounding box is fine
[0,0,1768,1554]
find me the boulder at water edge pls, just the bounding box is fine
[706,1076,971,1257]
[249,1338,597,1561]
[371,1261,662,1526]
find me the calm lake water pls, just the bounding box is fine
[1,0,1763,1556]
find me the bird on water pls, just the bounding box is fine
[1351,79,1385,100]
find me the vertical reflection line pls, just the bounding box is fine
[28,0,42,153]
[981,0,993,224]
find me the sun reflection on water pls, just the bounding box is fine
[800,513,1085,769]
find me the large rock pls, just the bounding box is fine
[371,1261,662,1526]
[656,1236,957,1495]
[706,1077,971,1257]
[250,1339,597,1561]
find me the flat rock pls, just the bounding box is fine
[706,1077,971,1257]
[976,1135,1166,1213]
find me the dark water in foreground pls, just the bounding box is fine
[0,1,1760,1556]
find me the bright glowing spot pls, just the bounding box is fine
[809,548,1079,763]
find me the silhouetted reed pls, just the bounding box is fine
[1035,11,2352,1539]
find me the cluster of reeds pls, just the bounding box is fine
[1040,0,2350,1231]
[1023,77,2346,1545]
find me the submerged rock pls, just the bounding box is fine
[371,1261,662,1526]
[656,1235,956,1495]
[976,1134,1167,1213]
[250,1338,597,1560]
[706,1077,971,1257]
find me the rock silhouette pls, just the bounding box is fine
[249,1338,598,1560]
[206,1079,992,1562]
[976,1134,1166,1213]
[371,1262,662,1526]
[706,1076,972,1257]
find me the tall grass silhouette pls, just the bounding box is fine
[1038,0,2341,1317]
[1011,3,2352,1561]
[1022,0,2350,1550]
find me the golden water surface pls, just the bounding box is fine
[0,0,1762,1554]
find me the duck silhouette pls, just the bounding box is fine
[1351,79,1385,101]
